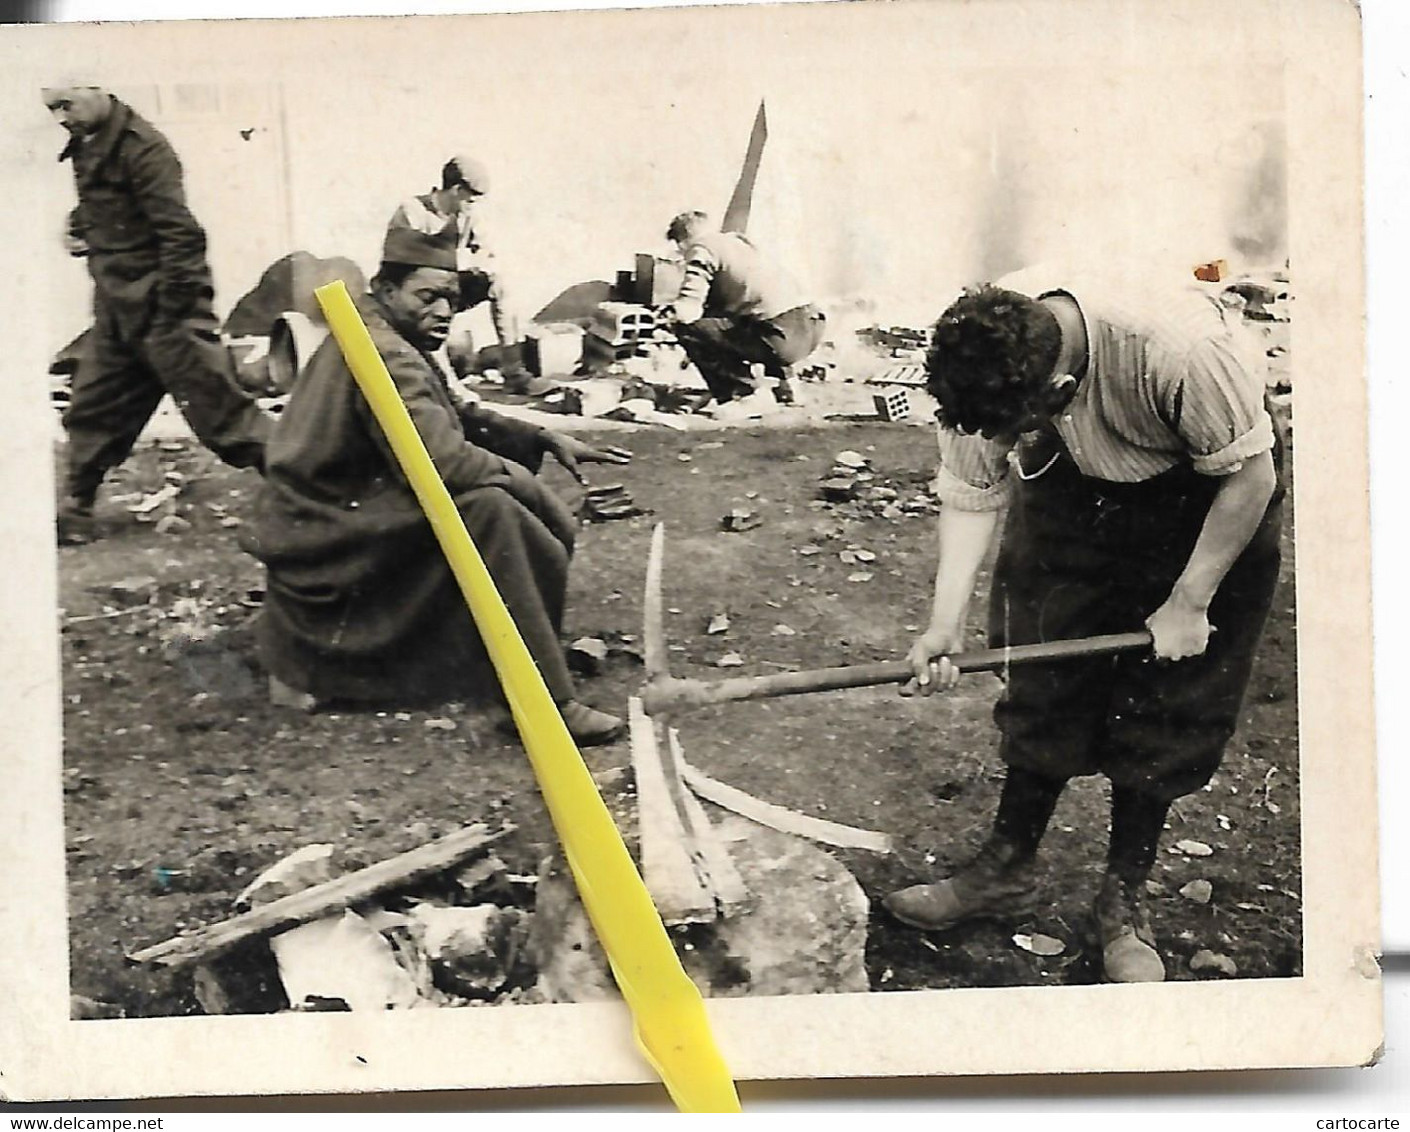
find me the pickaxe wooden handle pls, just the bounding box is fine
[639,631,1153,715]
[639,523,1153,716]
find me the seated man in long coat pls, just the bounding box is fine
[245,227,629,745]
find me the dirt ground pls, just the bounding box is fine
[58,420,1302,1017]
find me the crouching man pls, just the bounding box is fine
[660,210,824,419]
[244,227,630,745]
[887,269,1283,982]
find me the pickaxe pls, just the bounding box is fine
[624,523,1153,927]
[637,523,1153,716]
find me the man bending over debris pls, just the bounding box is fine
[660,210,825,420]
[44,84,271,545]
[246,227,630,745]
[387,155,521,376]
[888,269,1282,982]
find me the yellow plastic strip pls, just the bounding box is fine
[314,282,740,1114]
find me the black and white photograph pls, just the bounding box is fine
[0,0,1379,1102]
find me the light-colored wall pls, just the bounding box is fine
[29,2,1286,352]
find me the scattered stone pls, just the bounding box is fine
[716,652,745,668]
[1189,950,1239,977]
[819,477,859,502]
[721,507,763,532]
[451,853,510,901]
[580,484,645,523]
[129,483,180,515]
[90,575,158,607]
[706,613,730,635]
[1012,933,1065,957]
[407,903,534,1000]
[771,624,797,637]
[833,450,870,470]
[599,630,644,664]
[1171,839,1215,857]
[154,514,193,536]
[423,717,458,732]
[1144,879,1166,896]
[847,572,874,583]
[1179,879,1213,904]
[567,636,610,675]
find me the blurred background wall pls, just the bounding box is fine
[16,2,1286,353]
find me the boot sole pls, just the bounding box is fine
[884,890,1039,933]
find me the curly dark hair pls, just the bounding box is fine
[926,285,1062,436]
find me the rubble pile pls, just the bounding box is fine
[813,450,941,521]
[188,838,543,1014]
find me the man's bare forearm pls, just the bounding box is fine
[1170,449,1278,611]
[926,505,1001,634]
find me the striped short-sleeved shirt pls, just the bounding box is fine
[933,268,1276,512]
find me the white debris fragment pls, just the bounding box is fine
[1171,839,1215,857]
[274,909,424,1012]
[1012,933,1065,956]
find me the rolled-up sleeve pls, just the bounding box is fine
[1174,334,1275,476]
[670,242,719,323]
[933,427,1015,511]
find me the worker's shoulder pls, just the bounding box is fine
[1088,277,1233,359]
[112,102,175,149]
[685,230,751,261]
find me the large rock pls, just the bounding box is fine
[531,815,870,1002]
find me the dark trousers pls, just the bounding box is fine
[461,483,577,704]
[63,294,270,503]
[257,481,578,708]
[674,304,825,402]
[989,438,1283,803]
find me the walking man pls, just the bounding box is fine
[44,84,270,544]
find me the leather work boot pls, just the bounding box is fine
[883,836,1038,931]
[1095,872,1166,983]
[557,701,626,747]
[56,496,97,546]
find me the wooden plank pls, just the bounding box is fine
[129,823,511,969]
[628,697,716,925]
[680,764,894,854]
[665,727,750,916]
[642,523,669,680]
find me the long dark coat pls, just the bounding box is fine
[244,295,578,706]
